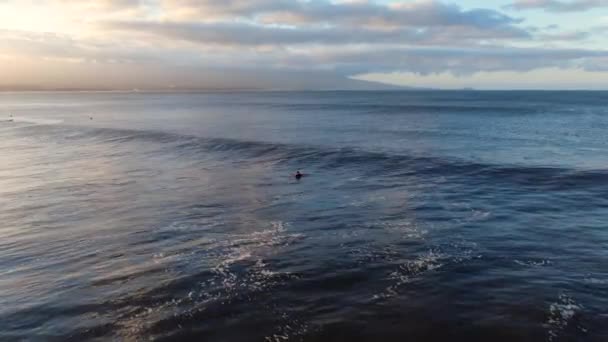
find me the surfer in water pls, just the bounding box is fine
[295,170,303,180]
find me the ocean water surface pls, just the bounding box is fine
[1,91,608,341]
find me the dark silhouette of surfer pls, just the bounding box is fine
[295,170,303,180]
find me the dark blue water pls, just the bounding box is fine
[1,91,608,341]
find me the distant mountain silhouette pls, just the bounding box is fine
[0,69,424,92]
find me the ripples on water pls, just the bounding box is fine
[1,91,608,341]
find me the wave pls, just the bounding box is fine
[5,116,63,125]
[10,124,608,190]
[546,294,584,342]
[275,102,544,115]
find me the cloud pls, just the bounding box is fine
[162,0,522,29]
[581,57,608,71]
[0,29,164,63]
[356,68,608,90]
[100,0,532,51]
[1,0,608,89]
[538,30,591,41]
[103,21,422,46]
[56,0,141,11]
[102,20,529,47]
[506,0,608,12]
[288,46,608,75]
[6,25,607,78]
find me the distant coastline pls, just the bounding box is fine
[1,86,606,92]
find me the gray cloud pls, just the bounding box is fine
[3,0,608,90]
[288,46,608,75]
[581,57,608,71]
[506,0,608,12]
[6,26,607,77]
[102,20,529,46]
[538,30,591,41]
[3,27,608,90]
[164,0,522,29]
[103,21,424,45]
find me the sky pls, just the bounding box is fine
[1,0,608,90]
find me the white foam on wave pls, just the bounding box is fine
[584,276,608,285]
[374,239,481,300]
[264,317,310,342]
[546,294,583,341]
[375,249,446,299]
[192,220,304,302]
[470,209,491,221]
[348,245,398,265]
[368,219,428,240]
[117,221,306,339]
[446,202,492,225]
[514,259,552,267]
[9,116,63,125]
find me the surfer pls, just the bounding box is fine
[295,170,302,180]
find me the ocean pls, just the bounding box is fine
[1,91,607,341]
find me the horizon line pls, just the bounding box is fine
[1,88,608,93]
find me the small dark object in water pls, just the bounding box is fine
[295,171,302,180]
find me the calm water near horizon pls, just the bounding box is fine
[1,91,608,341]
